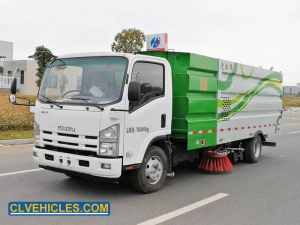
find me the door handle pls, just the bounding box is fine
[161,114,166,128]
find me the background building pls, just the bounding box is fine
[1,60,38,95]
[283,86,300,95]
[0,40,39,95]
[0,40,13,68]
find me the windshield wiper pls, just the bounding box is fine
[39,95,63,109]
[67,97,104,111]
[49,58,66,67]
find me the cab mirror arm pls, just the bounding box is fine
[9,95,35,106]
[110,102,133,112]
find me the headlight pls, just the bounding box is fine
[99,124,119,157]
[34,121,40,146]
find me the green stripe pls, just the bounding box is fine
[275,115,282,132]
[218,88,253,108]
[218,73,283,121]
[241,65,254,80]
[218,83,282,121]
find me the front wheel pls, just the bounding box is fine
[131,146,168,193]
[243,135,262,163]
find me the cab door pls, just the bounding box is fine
[123,58,171,166]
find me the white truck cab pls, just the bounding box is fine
[24,52,172,192]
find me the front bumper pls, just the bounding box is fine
[33,147,122,178]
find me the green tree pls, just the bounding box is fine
[34,46,53,87]
[111,28,146,53]
[0,66,3,74]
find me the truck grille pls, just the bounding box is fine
[44,145,98,157]
[41,130,99,152]
[58,133,78,138]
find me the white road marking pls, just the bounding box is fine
[288,131,300,134]
[0,168,43,177]
[0,143,34,147]
[10,213,109,215]
[137,193,229,225]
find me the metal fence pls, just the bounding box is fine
[0,74,19,89]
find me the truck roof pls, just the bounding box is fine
[57,52,167,62]
[57,52,131,58]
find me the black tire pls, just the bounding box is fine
[243,135,262,163]
[231,152,239,164]
[131,146,168,193]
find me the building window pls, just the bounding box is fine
[8,71,12,77]
[21,71,25,84]
[131,62,164,107]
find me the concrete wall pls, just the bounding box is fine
[0,40,13,68]
[24,61,39,95]
[283,86,300,95]
[0,88,10,92]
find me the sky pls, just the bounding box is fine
[0,0,299,85]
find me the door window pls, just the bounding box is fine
[131,62,164,107]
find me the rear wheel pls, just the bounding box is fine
[243,135,262,163]
[131,146,168,193]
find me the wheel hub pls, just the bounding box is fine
[239,151,243,161]
[145,156,163,184]
[254,139,261,158]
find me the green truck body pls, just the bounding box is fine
[141,51,283,150]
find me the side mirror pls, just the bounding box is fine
[8,77,34,106]
[128,81,141,102]
[10,77,17,94]
[9,95,16,104]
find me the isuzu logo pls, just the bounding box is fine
[58,126,75,132]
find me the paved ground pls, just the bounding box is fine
[1,112,300,225]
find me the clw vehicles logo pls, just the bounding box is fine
[150,36,161,48]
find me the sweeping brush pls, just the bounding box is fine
[198,150,233,172]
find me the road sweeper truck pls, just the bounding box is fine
[9,42,283,193]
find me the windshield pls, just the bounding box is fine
[38,56,128,105]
